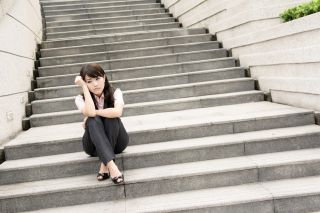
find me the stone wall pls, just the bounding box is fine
[0,0,42,146]
[162,0,320,111]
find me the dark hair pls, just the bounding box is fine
[80,63,114,108]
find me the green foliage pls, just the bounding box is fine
[280,0,320,22]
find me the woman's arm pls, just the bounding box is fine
[75,76,96,117]
[96,103,123,118]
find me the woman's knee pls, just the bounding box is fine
[82,140,97,157]
[102,117,118,125]
[82,134,97,157]
[86,116,103,127]
[102,117,119,130]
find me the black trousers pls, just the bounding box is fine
[82,116,129,165]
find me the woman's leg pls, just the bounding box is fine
[102,117,129,182]
[82,127,97,157]
[102,117,129,154]
[115,118,129,154]
[85,116,116,165]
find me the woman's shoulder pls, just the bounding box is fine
[113,88,124,105]
[113,87,121,92]
[113,88,123,97]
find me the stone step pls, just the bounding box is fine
[46,17,176,33]
[20,175,320,213]
[44,7,166,22]
[40,41,219,66]
[4,102,314,160]
[41,28,206,48]
[3,124,318,184]
[44,3,162,17]
[46,13,170,28]
[36,58,236,87]
[30,91,263,127]
[42,0,158,12]
[32,78,254,114]
[2,148,320,212]
[40,0,146,6]
[34,67,245,100]
[46,16,175,33]
[38,50,228,77]
[46,22,180,40]
[40,34,213,57]
[41,0,146,6]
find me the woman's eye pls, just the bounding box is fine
[87,81,92,83]
[96,77,100,80]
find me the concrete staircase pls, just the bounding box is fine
[1,0,320,212]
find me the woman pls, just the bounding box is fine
[74,63,129,184]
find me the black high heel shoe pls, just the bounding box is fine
[97,172,110,181]
[111,174,124,184]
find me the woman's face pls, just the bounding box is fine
[84,75,105,96]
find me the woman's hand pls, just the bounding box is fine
[75,76,86,87]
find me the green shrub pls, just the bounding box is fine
[280,0,320,22]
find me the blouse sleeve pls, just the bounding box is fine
[75,95,85,112]
[114,88,124,106]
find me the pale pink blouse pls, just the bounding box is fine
[75,88,124,111]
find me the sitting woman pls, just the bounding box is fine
[74,63,129,184]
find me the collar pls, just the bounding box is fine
[94,93,104,101]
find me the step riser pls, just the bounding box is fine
[172,201,274,213]
[32,79,254,114]
[0,185,125,213]
[46,13,171,28]
[8,195,320,213]
[0,158,122,185]
[39,50,227,77]
[126,169,258,198]
[41,0,145,6]
[129,113,314,145]
[125,159,320,199]
[124,133,320,170]
[40,35,213,57]
[5,112,314,160]
[35,68,245,100]
[30,93,263,127]
[5,138,84,160]
[7,126,318,185]
[46,23,180,40]
[4,131,320,193]
[44,4,162,16]
[273,195,320,213]
[46,17,176,33]
[2,159,320,212]
[45,8,166,22]
[37,59,236,88]
[43,0,157,11]
[40,42,219,67]
[41,28,206,49]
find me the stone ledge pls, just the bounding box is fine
[210,1,309,34]
[271,89,320,112]
[259,77,320,94]
[173,0,229,28]
[240,45,320,67]
[224,12,320,49]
